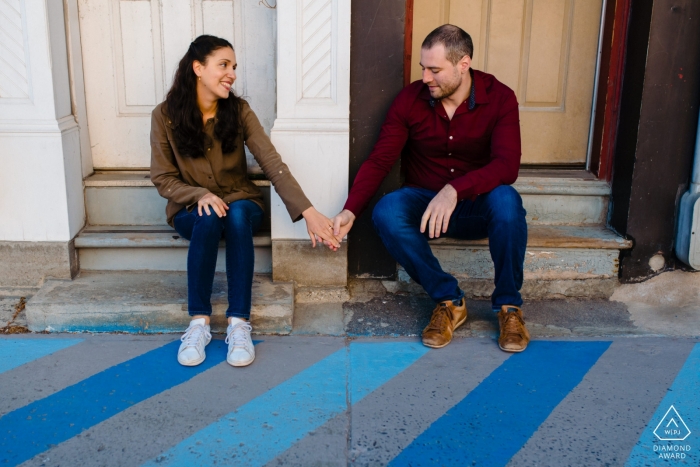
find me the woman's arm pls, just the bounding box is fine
[240,100,339,249]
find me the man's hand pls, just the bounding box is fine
[420,184,458,238]
[302,206,341,250]
[331,209,356,242]
[198,193,229,217]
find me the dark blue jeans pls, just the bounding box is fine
[173,200,263,319]
[372,185,527,310]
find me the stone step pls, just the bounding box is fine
[75,225,272,273]
[84,170,609,226]
[25,271,293,334]
[395,224,632,300]
[84,171,271,228]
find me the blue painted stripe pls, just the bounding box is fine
[625,343,700,466]
[390,341,611,467]
[0,339,227,466]
[0,338,83,375]
[144,341,429,467]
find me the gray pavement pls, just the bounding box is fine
[0,334,697,467]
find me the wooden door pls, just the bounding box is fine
[77,0,276,170]
[411,0,604,165]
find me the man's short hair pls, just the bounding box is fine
[422,24,473,64]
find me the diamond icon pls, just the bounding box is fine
[653,405,691,441]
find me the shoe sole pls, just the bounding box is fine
[422,313,468,349]
[227,357,254,367]
[498,343,527,353]
[178,356,205,366]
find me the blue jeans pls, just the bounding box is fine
[173,200,263,319]
[372,185,527,310]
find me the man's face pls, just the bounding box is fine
[420,44,465,100]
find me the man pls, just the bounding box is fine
[331,24,529,352]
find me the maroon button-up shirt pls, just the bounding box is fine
[344,69,521,217]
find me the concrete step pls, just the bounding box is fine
[84,170,609,226]
[84,171,271,229]
[25,271,293,334]
[395,224,633,300]
[75,225,272,273]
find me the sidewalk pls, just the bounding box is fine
[0,270,699,466]
[0,335,697,466]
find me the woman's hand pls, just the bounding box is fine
[302,206,341,250]
[198,193,229,217]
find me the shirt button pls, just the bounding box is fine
[449,136,453,140]
[448,153,452,156]
[450,169,454,172]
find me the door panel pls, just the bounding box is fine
[78,0,275,170]
[411,0,603,164]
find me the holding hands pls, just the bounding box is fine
[302,206,341,250]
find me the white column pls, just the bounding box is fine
[269,0,350,286]
[0,0,88,286]
[270,0,350,239]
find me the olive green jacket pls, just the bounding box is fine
[150,99,311,227]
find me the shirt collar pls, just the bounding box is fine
[420,68,485,110]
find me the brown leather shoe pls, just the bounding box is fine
[422,298,468,348]
[497,306,530,352]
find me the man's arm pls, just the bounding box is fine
[330,89,413,241]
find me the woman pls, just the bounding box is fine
[151,35,339,368]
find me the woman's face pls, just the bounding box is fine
[193,47,237,101]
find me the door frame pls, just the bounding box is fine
[402,0,632,180]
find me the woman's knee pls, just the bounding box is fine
[225,201,262,231]
[194,209,224,235]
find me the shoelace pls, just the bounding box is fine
[425,305,451,332]
[503,312,525,338]
[225,322,253,349]
[181,323,211,347]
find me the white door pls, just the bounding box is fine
[78,0,277,170]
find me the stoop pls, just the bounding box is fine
[25,271,294,334]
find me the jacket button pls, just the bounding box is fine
[279,170,283,174]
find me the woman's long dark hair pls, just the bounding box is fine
[165,35,240,158]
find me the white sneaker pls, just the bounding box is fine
[178,318,212,366]
[226,318,255,367]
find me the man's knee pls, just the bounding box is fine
[487,185,525,223]
[372,194,394,231]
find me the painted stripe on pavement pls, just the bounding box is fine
[0,339,83,375]
[0,339,226,466]
[144,341,429,467]
[390,340,611,467]
[625,343,700,466]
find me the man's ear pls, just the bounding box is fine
[460,55,471,73]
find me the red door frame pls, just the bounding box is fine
[402,0,632,181]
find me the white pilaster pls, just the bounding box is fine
[270,0,350,240]
[0,0,86,242]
